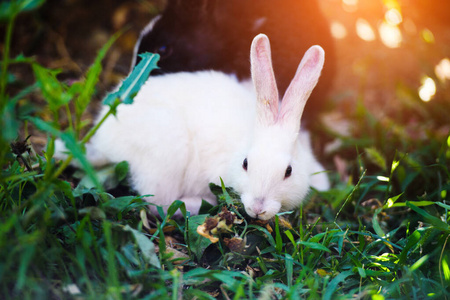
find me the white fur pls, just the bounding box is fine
[79,34,330,219]
[130,15,162,68]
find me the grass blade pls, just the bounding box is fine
[297,241,331,253]
[123,225,160,268]
[322,270,354,300]
[76,31,122,125]
[103,52,160,106]
[407,201,450,232]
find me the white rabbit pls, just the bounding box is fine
[66,34,329,220]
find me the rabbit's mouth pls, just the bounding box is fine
[241,195,281,220]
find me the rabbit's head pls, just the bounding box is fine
[236,34,325,220]
[132,0,229,74]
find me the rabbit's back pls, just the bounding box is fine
[88,71,256,203]
[131,71,256,148]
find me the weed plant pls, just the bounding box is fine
[0,1,449,299]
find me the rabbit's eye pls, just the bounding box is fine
[284,165,292,178]
[155,45,172,58]
[243,158,248,171]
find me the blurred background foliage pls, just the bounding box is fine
[3,0,450,152]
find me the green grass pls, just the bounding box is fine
[1,1,450,299]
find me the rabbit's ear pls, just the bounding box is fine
[278,45,325,132]
[250,34,279,126]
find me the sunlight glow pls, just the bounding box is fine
[391,160,400,173]
[331,21,348,39]
[421,28,435,43]
[403,18,417,35]
[343,0,358,5]
[442,255,450,281]
[379,21,402,48]
[356,18,376,41]
[382,0,401,9]
[342,0,358,13]
[418,76,436,102]
[385,198,394,208]
[435,58,450,82]
[410,254,430,272]
[385,8,402,25]
[377,176,389,182]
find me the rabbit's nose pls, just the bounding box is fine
[252,198,266,218]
